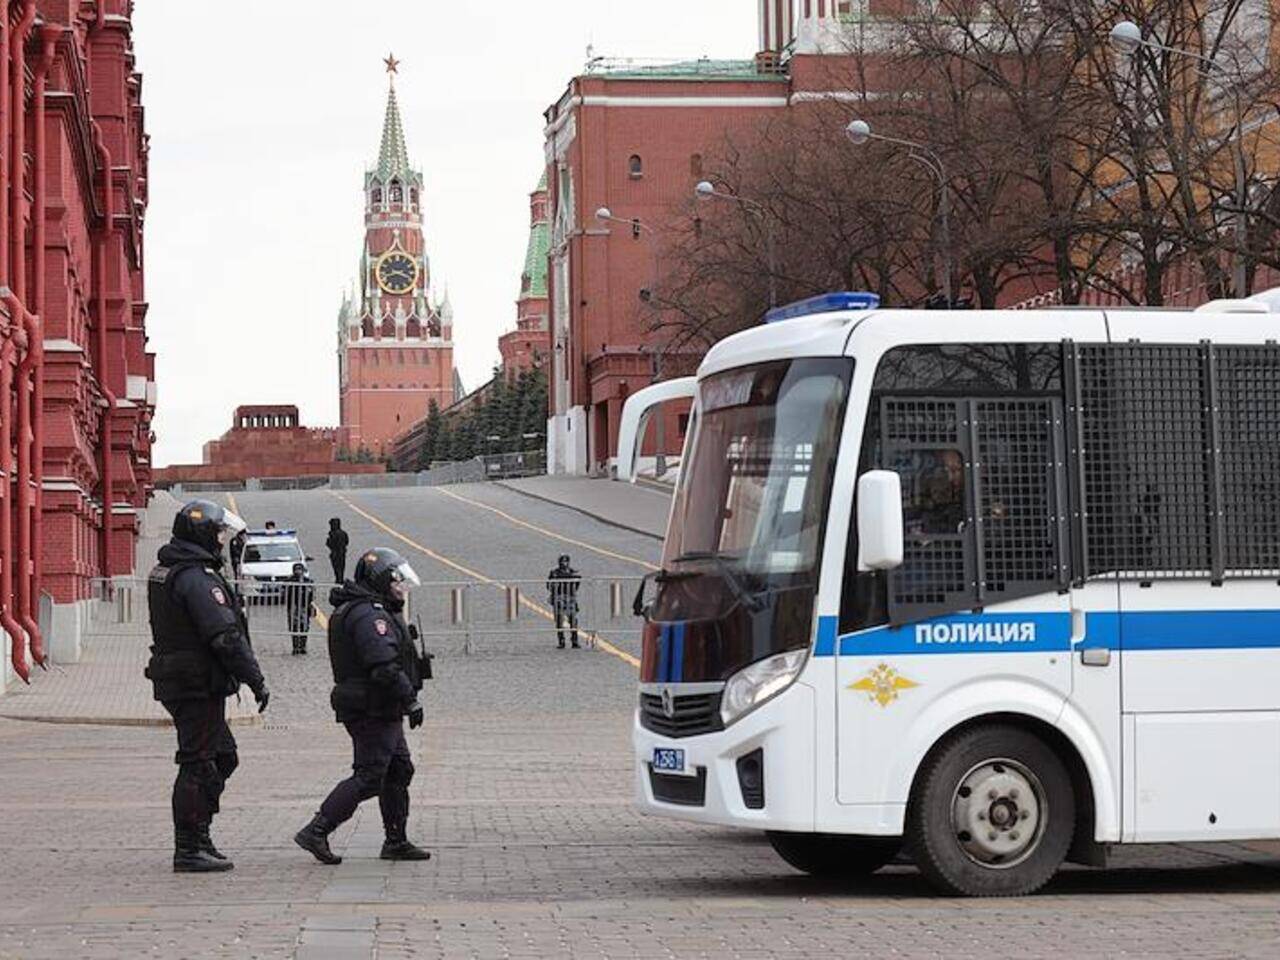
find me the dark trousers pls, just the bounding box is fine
[319,716,414,835]
[330,553,346,584]
[554,606,579,645]
[162,697,238,830]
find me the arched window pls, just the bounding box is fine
[390,181,404,204]
[372,187,383,205]
[409,187,419,206]
[381,316,395,339]
[361,316,375,339]
[628,154,643,179]
[406,318,422,339]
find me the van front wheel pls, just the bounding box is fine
[766,831,900,878]
[907,725,1074,897]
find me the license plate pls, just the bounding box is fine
[652,747,687,775]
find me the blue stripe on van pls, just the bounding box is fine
[671,622,686,678]
[656,624,669,680]
[814,609,1280,657]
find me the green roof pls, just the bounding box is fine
[376,81,412,180]
[520,218,550,300]
[588,58,784,82]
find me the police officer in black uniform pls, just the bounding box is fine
[546,554,581,649]
[146,499,270,873]
[294,547,430,865]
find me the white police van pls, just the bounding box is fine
[618,290,1280,896]
[237,529,308,602]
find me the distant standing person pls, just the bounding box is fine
[228,529,246,581]
[285,562,316,656]
[326,518,349,583]
[546,554,581,649]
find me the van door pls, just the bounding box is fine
[838,393,1074,805]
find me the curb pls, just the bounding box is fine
[494,481,666,542]
[0,712,263,729]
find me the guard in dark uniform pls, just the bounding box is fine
[294,547,430,865]
[546,554,581,648]
[145,499,270,873]
[284,562,316,655]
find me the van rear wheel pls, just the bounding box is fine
[907,724,1074,897]
[766,831,900,878]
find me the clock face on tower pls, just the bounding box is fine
[376,251,419,295]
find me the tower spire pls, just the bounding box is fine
[377,54,410,180]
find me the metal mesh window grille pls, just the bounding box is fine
[1217,345,1280,576]
[881,396,1065,622]
[976,399,1066,600]
[1078,344,1212,579]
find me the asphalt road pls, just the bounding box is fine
[2,484,1279,959]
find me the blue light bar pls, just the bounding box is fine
[250,529,297,537]
[763,292,880,324]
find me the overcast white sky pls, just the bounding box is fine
[137,1,756,466]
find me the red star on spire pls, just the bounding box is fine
[384,53,400,76]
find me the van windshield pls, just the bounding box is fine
[663,358,853,583]
[243,541,302,563]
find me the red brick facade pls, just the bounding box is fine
[154,405,385,486]
[338,68,455,459]
[543,3,896,475]
[2,0,153,681]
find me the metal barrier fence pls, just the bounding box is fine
[90,575,645,655]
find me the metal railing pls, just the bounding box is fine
[90,575,644,655]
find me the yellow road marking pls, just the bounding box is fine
[225,491,241,516]
[433,486,658,571]
[313,608,329,630]
[330,491,641,669]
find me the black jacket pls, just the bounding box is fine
[285,575,315,632]
[327,582,418,722]
[145,539,266,702]
[326,528,349,559]
[547,565,581,610]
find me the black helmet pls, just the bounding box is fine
[173,499,246,556]
[353,547,421,607]
[558,554,571,567]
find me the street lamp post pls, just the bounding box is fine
[594,207,670,477]
[845,119,952,307]
[693,181,778,308]
[1110,19,1250,295]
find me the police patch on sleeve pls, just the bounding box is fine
[211,586,227,606]
[374,619,389,636]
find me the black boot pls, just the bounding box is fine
[174,826,234,873]
[198,821,228,861]
[294,813,342,865]
[380,822,430,861]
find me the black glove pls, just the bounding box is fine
[254,685,270,714]
[407,701,424,729]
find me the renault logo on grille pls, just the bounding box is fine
[660,686,675,720]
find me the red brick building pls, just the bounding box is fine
[338,60,456,459]
[497,173,550,377]
[2,0,154,684]
[155,405,384,486]
[542,1,884,475]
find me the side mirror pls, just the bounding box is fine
[305,555,314,562]
[857,470,904,572]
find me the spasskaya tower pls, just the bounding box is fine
[338,56,456,457]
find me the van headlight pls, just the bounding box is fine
[720,649,808,727]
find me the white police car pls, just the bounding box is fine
[236,529,309,602]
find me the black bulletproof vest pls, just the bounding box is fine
[148,562,209,654]
[328,601,366,685]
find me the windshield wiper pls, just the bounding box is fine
[670,551,766,612]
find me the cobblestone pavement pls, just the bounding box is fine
[2,486,1280,958]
